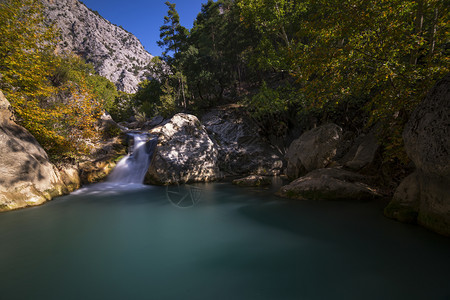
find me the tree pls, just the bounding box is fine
[157,2,190,110]
[0,0,108,156]
[157,1,189,63]
[237,0,303,72]
[0,0,63,150]
[292,0,448,160]
[238,0,449,161]
[182,0,259,105]
[0,0,57,99]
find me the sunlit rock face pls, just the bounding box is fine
[146,114,221,185]
[0,91,73,211]
[385,73,450,236]
[42,0,154,93]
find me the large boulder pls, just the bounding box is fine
[202,107,284,176]
[384,172,420,223]
[278,168,382,201]
[385,73,450,235]
[0,90,14,121]
[343,131,380,171]
[146,113,221,184]
[78,135,127,184]
[0,91,75,211]
[96,111,123,139]
[285,123,343,179]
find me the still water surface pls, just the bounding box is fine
[1,182,450,300]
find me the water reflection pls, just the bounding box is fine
[71,181,205,208]
[71,182,151,196]
[165,184,203,208]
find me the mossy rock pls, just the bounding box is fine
[384,202,418,224]
[0,203,8,212]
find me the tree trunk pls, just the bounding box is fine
[410,0,424,65]
[275,2,290,48]
[197,82,204,101]
[237,64,242,96]
[180,76,186,110]
[428,7,439,58]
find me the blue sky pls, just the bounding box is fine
[81,0,208,57]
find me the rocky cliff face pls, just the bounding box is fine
[42,0,154,93]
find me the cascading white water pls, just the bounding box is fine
[107,133,158,184]
[72,133,157,195]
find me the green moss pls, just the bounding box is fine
[114,155,125,162]
[44,185,65,200]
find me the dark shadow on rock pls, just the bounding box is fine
[1,122,41,147]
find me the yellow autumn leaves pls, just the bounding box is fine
[0,0,112,157]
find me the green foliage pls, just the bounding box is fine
[238,0,449,162]
[0,0,115,157]
[134,77,179,119]
[88,73,118,113]
[237,0,304,71]
[244,81,305,143]
[246,81,291,118]
[52,55,118,112]
[158,78,178,117]
[134,79,160,116]
[157,1,189,62]
[0,0,57,99]
[133,56,180,119]
[156,0,259,111]
[109,91,134,122]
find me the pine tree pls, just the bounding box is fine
[157,1,189,62]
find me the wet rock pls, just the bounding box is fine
[79,136,127,184]
[58,164,81,193]
[403,76,450,177]
[278,168,381,201]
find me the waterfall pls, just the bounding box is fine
[107,133,158,184]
